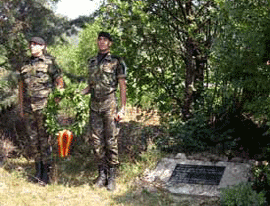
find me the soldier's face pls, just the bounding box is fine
[29,42,45,57]
[97,36,112,53]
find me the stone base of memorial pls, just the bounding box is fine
[144,153,252,197]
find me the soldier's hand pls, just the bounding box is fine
[114,107,125,122]
[56,77,64,89]
[81,86,91,95]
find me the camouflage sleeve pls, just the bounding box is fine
[87,58,92,87]
[47,56,63,88]
[88,57,96,88]
[19,65,27,81]
[117,58,127,79]
[51,58,62,81]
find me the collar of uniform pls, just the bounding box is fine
[39,55,46,61]
[30,55,46,61]
[90,52,112,65]
[103,52,112,61]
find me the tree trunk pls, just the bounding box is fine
[18,80,23,118]
[182,37,207,120]
[193,55,206,110]
[182,38,195,120]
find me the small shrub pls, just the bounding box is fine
[220,182,266,206]
[252,160,270,204]
[156,112,211,153]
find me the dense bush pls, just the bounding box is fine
[156,109,241,154]
[220,182,266,206]
[0,70,18,113]
[156,112,211,153]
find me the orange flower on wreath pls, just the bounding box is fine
[57,129,73,158]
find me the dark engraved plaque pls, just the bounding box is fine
[168,164,226,185]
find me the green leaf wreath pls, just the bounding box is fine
[44,85,90,137]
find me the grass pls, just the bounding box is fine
[0,106,223,206]
[0,147,174,206]
[0,107,176,206]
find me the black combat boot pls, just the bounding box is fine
[40,163,50,186]
[39,146,52,186]
[95,165,107,188]
[107,167,116,191]
[34,161,43,182]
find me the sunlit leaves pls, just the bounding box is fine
[211,0,270,118]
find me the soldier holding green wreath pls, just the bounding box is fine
[20,37,63,185]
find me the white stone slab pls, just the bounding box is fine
[144,156,251,197]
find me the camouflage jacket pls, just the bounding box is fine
[88,52,126,112]
[20,55,61,112]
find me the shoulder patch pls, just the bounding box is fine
[43,55,53,64]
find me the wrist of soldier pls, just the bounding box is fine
[80,90,86,95]
[120,107,125,114]
[81,87,90,95]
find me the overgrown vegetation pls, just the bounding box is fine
[0,69,17,112]
[220,182,266,206]
[252,161,270,204]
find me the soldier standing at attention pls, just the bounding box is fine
[82,32,127,191]
[20,37,63,185]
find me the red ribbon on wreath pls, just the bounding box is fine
[57,129,73,158]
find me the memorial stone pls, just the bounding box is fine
[144,153,252,197]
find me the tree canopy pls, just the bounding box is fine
[211,0,270,119]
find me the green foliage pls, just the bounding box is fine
[0,69,18,112]
[49,20,101,78]
[252,160,270,204]
[76,21,101,71]
[156,112,212,153]
[44,20,104,139]
[220,182,266,206]
[49,43,81,76]
[211,0,270,118]
[253,161,270,185]
[44,77,90,137]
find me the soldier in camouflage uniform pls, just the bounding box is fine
[82,32,127,191]
[20,37,63,185]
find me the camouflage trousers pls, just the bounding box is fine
[25,110,50,163]
[90,107,120,167]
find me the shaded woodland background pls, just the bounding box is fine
[1,0,270,204]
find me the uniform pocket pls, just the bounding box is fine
[103,64,114,73]
[36,64,48,73]
[102,64,116,87]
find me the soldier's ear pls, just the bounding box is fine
[109,41,113,47]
